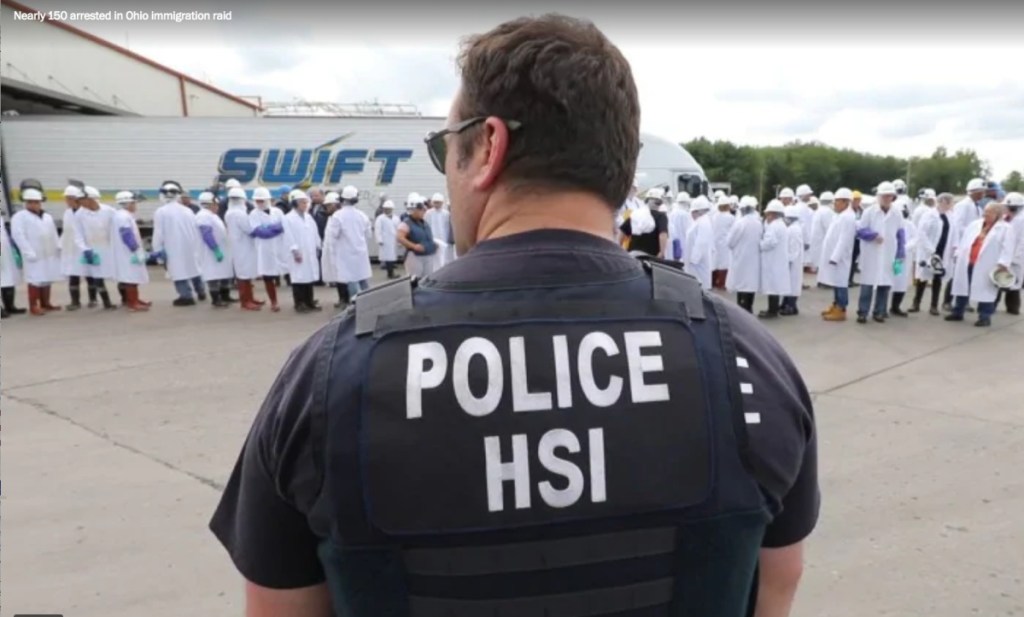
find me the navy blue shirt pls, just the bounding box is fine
[210,228,819,589]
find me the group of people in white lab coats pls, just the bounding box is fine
[2,181,462,319]
[613,177,1024,328]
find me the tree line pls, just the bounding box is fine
[682,138,1024,202]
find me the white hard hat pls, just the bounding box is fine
[22,188,43,201]
[383,200,395,209]
[198,191,215,204]
[991,268,1016,289]
[796,184,813,198]
[923,188,937,199]
[1004,192,1024,207]
[228,187,247,200]
[431,192,445,203]
[690,196,712,212]
[289,189,308,202]
[64,185,84,199]
[675,191,691,204]
[716,195,731,207]
[646,187,666,201]
[876,181,897,196]
[834,188,853,200]
[324,191,340,204]
[115,190,135,204]
[819,191,835,203]
[893,179,907,190]
[84,186,101,199]
[784,205,800,219]
[729,194,739,205]
[224,178,242,189]
[160,182,182,193]
[252,187,272,201]
[779,187,795,199]
[740,195,758,208]
[765,200,786,215]
[713,190,725,199]
[407,192,424,204]
[966,178,986,192]
[340,185,359,200]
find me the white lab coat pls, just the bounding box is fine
[952,197,983,245]
[684,213,714,289]
[786,222,805,297]
[60,207,87,277]
[1008,213,1024,291]
[1,221,22,288]
[375,213,400,263]
[11,209,62,285]
[321,214,340,284]
[816,208,857,288]
[225,205,257,280]
[425,207,454,269]
[153,201,202,281]
[711,211,735,270]
[196,208,235,282]
[73,204,118,279]
[759,218,790,296]
[111,209,149,285]
[249,206,287,277]
[667,207,691,262]
[331,205,372,283]
[892,218,917,293]
[856,204,903,287]
[808,206,835,269]
[951,219,1016,303]
[795,201,814,261]
[913,208,948,282]
[724,212,761,293]
[283,209,322,284]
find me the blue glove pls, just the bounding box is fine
[214,247,224,262]
[149,250,166,263]
[81,249,96,265]
[130,253,142,265]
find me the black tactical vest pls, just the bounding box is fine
[309,259,773,617]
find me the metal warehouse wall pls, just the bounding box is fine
[0,2,258,117]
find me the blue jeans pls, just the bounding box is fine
[953,295,995,320]
[833,286,849,309]
[346,279,370,298]
[858,284,890,317]
[174,276,206,300]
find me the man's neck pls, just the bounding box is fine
[476,188,616,245]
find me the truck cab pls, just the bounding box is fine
[635,133,708,200]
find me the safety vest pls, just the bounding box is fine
[309,257,774,617]
[405,218,437,256]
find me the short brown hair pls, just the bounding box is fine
[456,14,640,209]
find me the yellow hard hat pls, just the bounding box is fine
[852,190,863,199]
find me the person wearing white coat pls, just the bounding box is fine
[808,191,835,280]
[724,196,762,313]
[319,191,347,307]
[375,201,401,279]
[710,195,735,289]
[945,201,1016,327]
[1,213,26,317]
[758,200,790,319]
[684,196,714,289]
[1000,192,1024,315]
[426,193,454,270]
[10,189,62,315]
[330,185,373,299]
[225,187,265,311]
[73,186,119,310]
[951,178,987,248]
[854,182,905,323]
[888,200,918,317]
[817,188,858,321]
[195,192,235,309]
[794,184,815,270]
[60,185,95,310]
[282,191,323,313]
[249,186,289,312]
[667,192,692,263]
[908,193,953,316]
[152,181,207,307]
[781,205,805,316]
[111,191,151,312]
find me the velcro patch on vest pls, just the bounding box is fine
[362,317,712,536]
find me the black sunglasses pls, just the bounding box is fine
[424,116,522,175]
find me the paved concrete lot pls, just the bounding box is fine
[3,266,1022,617]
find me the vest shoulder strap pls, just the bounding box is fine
[353,275,417,337]
[635,255,706,321]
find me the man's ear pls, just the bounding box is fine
[471,117,511,192]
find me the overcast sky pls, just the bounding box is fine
[19,0,1024,178]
